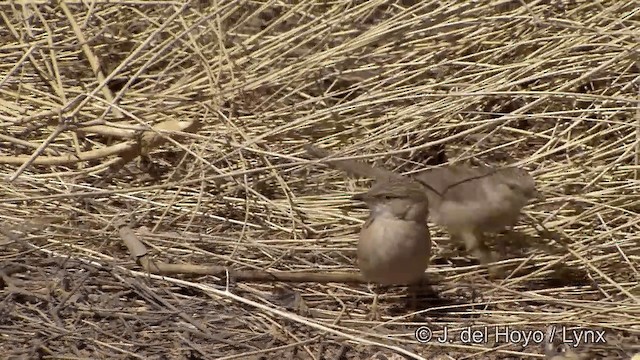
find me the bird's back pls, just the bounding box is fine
[416,166,531,231]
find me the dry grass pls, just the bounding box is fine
[1,1,639,359]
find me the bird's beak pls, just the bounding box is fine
[351,192,367,202]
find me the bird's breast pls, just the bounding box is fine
[357,217,431,285]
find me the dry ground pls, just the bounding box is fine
[1,1,639,359]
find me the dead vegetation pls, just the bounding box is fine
[1,1,639,359]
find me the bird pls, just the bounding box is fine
[304,144,542,275]
[351,178,432,319]
[353,178,431,286]
[414,165,542,271]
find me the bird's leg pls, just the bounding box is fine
[400,283,420,322]
[366,283,382,321]
[406,279,442,322]
[407,283,418,311]
[457,230,502,278]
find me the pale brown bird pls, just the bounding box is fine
[415,165,542,269]
[351,178,432,319]
[353,179,431,286]
[305,144,542,275]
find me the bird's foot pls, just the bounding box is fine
[367,308,382,321]
[367,292,382,321]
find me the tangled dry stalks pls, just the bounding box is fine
[1,1,639,359]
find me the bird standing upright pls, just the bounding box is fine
[351,178,432,319]
[353,179,431,286]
